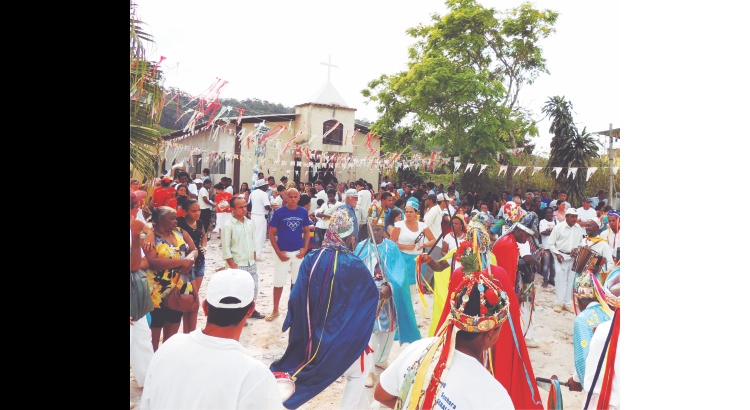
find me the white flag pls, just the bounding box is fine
[553,167,563,177]
[498,165,508,176]
[612,167,619,175]
[514,166,526,175]
[586,167,598,181]
[478,164,488,176]
[532,166,543,176]
[465,163,474,172]
[454,162,462,172]
[567,167,578,179]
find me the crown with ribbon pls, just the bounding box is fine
[367,203,385,227]
[450,270,509,333]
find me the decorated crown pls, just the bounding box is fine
[367,203,385,227]
[503,202,523,223]
[449,271,509,333]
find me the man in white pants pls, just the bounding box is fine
[548,208,584,313]
[249,178,272,261]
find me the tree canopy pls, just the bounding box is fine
[362,0,558,189]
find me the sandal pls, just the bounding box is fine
[265,312,280,322]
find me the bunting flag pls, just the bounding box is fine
[454,162,462,172]
[514,166,527,175]
[586,167,598,181]
[553,167,563,177]
[478,164,488,176]
[385,152,400,168]
[465,163,474,173]
[612,167,619,175]
[567,167,578,179]
[532,166,543,176]
[279,130,303,161]
[498,165,508,176]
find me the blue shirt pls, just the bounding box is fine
[269,206,313,251]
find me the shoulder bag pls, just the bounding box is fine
[130,269,154,322]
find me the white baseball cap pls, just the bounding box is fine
[565,208,578,216]
[436,193,449,201]
[254,179,269,188]
[206,269,255,308]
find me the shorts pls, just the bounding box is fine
[149,305,183,328]
[188,258,206,280]
[274,250,304,287]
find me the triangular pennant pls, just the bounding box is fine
[586,167,598,181]
[532,166,543,176]
[465,163,474,172]
[498,165,508,176]
[553,167,563,177]
[567,167,578,179]
[454,162,461,172]
[514,166,526,175]
[612,166,619,175]
[478,164,488,176]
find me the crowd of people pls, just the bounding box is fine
[130,171,621,409]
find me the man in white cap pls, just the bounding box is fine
[341,188,359,250]
[249,178,272,260]
[140,269,284,410]
[576,197,598,227]
[548,208,585,313]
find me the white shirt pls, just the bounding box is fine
[422,205,443,240]
[539,219,557,249]
[356,188,372,224]
[583,319,620,408]
[198,187,212,210]
[603,228,620,258]
[548,222,585,255]
[314,190,328,214]
[140,330,284,410]
[576,206,598,223]
[379,337,514,410]
[249,188,271,216]
[187,183,198,198]
[442,231,465,252]
[518,240,531,257]
[225,185,234,195]
[394,220,428,255]
[315,201,340,229]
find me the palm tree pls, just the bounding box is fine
[542,96,602,203]
[130,0,165,180]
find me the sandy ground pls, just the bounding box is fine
[131,233,585,409]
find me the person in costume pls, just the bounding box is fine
[566,271,614,392]
[421,215,497,337]
[349,204,418,393]
[434,220,544,409]
[576,220,615,291]
[269,209,379,409]
[582,281,620,410]
[373,247,514,410]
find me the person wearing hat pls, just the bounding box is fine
[565,272,614,393]
[341,188,359,250]
[375,227,516,409]
[548,207,585,313]
[353,204,418,387]
[140,269,284,409]
[270,209,378,409]
[249,178,272,259]
[576,197,598,227]
[431,219,543,409]
[354,180,372,242]
[602,210,620,263]
[577,220,615,287]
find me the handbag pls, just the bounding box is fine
[130,269,154,322]
[165,273,199,312]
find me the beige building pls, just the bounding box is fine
[161,80,378,191]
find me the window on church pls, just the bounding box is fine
[322,120,343,145]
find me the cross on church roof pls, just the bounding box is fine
[320,54,339,82]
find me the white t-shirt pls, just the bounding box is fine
[140,330,283,410]
[539,219,557,249]
[250,188,271,216]
[314,201,340,229]
[394,220,428,255]
[198,187,212,210]
[314,190,328,214]
[379,337,514,410]
[225,185,234,195]
[356,189,372,224]
[442,231,465,252]
[576,206,598,223]
[187,183,199,198]
[422,205,443,240]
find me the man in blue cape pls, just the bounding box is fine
[270,208,379,409]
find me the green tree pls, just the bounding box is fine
[130,1,166,180]
[362,0,557,191]
[542,96,602,204]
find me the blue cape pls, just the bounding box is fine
[270,248,378,409]
[354,238,421,344]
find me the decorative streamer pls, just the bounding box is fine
[465,163,474,173]
[514,166,526,175]
[498,165,508,176]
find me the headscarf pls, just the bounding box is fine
[607,209,620,220]
[405,197,420,211]
[322,209,353,252]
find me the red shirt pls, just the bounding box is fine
[214,191,233,213]
[166,197,187,217]
[152,187,175,207]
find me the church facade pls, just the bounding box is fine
[161,80,379,190]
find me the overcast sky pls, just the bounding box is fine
[135,0,620,156]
